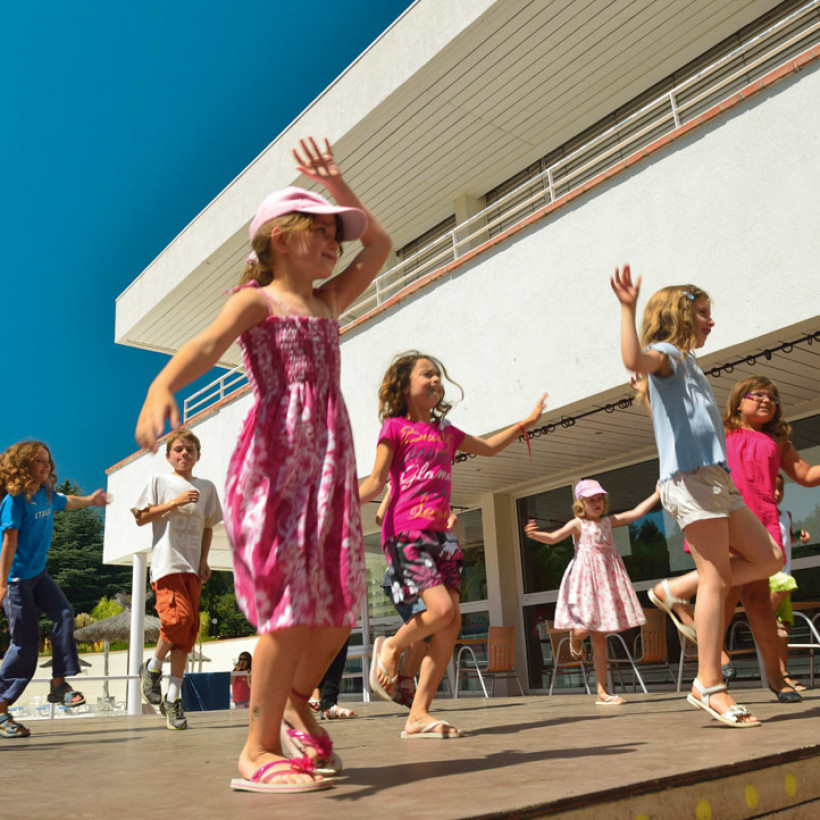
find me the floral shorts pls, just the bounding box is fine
[383,530,463,606]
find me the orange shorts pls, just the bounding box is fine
[152,572,202,653]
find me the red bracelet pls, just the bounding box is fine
[517,423,532,461]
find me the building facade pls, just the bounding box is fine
[107,0,820,692]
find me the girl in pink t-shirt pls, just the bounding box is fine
[360,351,546,738]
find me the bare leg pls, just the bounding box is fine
[589,631,622,703]
[170,647,187,679]
[655,571,698,626]
[237,627,336,787]
[686,508,779,720]
[284,627,350,761]
[739,580,793,694]
[721,586,742,668]
[403,586,462,737]
[374,585,460,694]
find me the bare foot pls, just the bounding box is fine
[403,713,463,737]
[596,693,625,705]
[375,636,400,696]
[690,683,760,725]
[238,745,323,787]
[569,628,587,659]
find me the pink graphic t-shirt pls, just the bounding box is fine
[378,417,465,541]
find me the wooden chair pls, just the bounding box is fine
[545,624,591,695]
[454,626,525,697]
[631,609,677,686]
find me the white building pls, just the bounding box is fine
[107,0,820,693]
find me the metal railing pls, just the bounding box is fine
[180,0,820,424]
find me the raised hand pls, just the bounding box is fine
[293,137,342,184]
[522,393,549,429]
[136,386,180,453]
[610,264,641,309]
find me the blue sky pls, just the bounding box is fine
[1,0,414,495]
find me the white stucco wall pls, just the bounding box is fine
[342,63,820,470]
[106,62,820,566]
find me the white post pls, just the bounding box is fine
[127,552,148,716]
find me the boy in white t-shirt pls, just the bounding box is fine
[131,428,222,730]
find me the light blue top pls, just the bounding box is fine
[0,486,67,582]
[646,342,727,482]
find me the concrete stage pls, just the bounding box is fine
[6,690,820,819]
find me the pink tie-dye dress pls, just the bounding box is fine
[224,286,365,634]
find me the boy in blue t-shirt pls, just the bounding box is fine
[0,441,107,738]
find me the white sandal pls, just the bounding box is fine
[649,579,697,643]
[686,679,761,728]
[324,704,355,720]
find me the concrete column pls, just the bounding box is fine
[481,491,524,694]
[453,193,487,253]
[127,552,148,716]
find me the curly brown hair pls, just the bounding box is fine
[723,375,791,445]
[0,441,57,501]
[238,212,344,288]
[377,351,462,421]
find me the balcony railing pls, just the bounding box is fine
[181,0,820,425]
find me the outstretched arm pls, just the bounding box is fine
[65,489,108,509]
[135,289,268,452]
[296,138,392,316]
[609,489,661,528]
[359,441,395,505]
[611,265,668,376]
[781,445,820,488]
[460,394,548,457]
[524,518,580,545]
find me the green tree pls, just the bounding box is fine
[47,479,132,614]
[199,570,254,638]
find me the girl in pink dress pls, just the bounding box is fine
[360,351,546,737]
[526,479,658,705]
[136,138,391,794]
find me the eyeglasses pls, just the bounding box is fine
[743,392,779,406]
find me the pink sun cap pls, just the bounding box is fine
[249,186,367,243]
[574,479,608,499]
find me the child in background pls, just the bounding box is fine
[132,427,222,730]
[612,266,782,727]
[525,479,658,705]
[650,376,819,700]
[232,652,252,708]
[772,473,811,689]
[136,138,391,793]
[360,350,546,737]
[0,441,107,738]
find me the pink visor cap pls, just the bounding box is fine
[249,186,367,243]
[574,479,608,499]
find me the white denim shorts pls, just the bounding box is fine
[660,464,746,531]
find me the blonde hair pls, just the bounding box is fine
[640,284,709,355]
[0,441,57,501]
[636,284,709,404]
[378,351,462,421]
[723,375,791,444]
[238,212,344,288]
[572,494,609,519]
[166,427,202,455]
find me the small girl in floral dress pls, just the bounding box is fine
[526,479,658,705]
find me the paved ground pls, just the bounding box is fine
[5,689,820,819]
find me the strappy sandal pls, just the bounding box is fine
[569,633,586,660]
[686,679,760,728]
[0,712,31,738]
[649,579,697,643]
[323,704,355,719]
[48,681,85,707]
[281,721,343,777]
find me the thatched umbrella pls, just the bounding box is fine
[75,612,162,699]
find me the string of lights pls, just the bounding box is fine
[453,328,819,465]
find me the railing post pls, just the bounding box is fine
[127,552,148,716]
[669,91,681,129]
